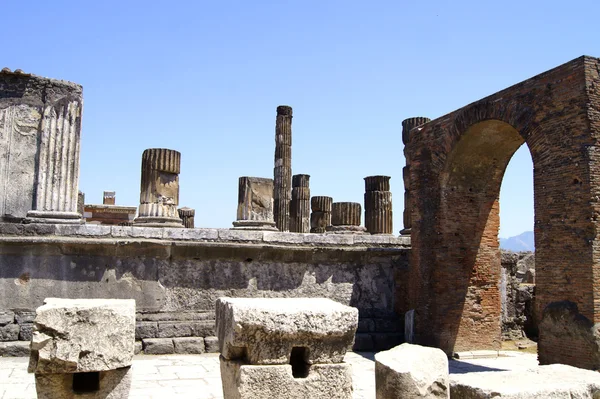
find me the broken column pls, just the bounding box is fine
[232,177,277,231]
[103,191,116,205]
[364,176,393,234]
[133,148,184,227]
[273,105,292,232]
[400,117,430,235]
[327,202,366,233]
[0,69,84,223]
[290,174,310,233]
[310,196,333,233]
[28,298,135,399]
[216,297,358,399]
[178,207,195,228]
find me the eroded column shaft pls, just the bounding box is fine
[364,175,392,234]
[328,202,366,233]
[311,196,332,233]
[290,174,310,233]
[178,207,195,228]
[274,105,292,232]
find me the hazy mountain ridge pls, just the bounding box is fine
[500,231,534,252]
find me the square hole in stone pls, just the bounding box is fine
[290,347,310,379]
[72,371,100,393]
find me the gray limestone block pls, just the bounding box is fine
[173,337,205,354]
[157,321,194,338]
[34,366,132,399]
[204,336,220,353]
[134,341,142,355]
[220,357,353,399]
[55,224,111,237]
[375,343,449,399]
[28,298,136,374]
[19,323,33,341]
[263,232,306,244]
[0,324,19,341]
[15,310,36,324]
[218,229,265,242]
[0,341,30,357]
[136,311,215,322]
[216,297,358,365]
[353,333,375,352]
[303,233,354,246]
[0,310,15,325]
[142,338,174,355]
[135,321,158,339]
[163,228,219,241]
[450,364,600,398]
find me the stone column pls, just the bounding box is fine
[233,177,277,231]
[178,207,195,228]
[364,175,393,234]
[273,105,292,232]
[290,174,310,233]
[134,148,184,227]
[327,202,366,234]
[311,196,332,233]
[77,192,85,218]
[103,191,116,205]
[400,117,430,235]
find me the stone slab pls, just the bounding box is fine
[34,366,132,399]
[19,323,33,341]
[173,337,205,354]
[450,364,600,398]
[135,321,158,339]
[142,338,174,355]
[28,298,135,374]
[216,297,358,365]
[0,323,19,341]
[0,310,14,325]
[204,336,220,353]
[375,343,449,399]
[220,357,353,399]
[0,341,30,356]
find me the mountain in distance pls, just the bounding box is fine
[500,231,534,252]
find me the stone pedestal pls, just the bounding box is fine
[232,177,277,231]
[311,196,332,233]
[400,117,430,235]
[364,176,393,234]
[29,298,135,399]
[274,105,292,232]
[134,148,184,228]
[216,297,357,399]
[178,207,195,228]
[327,202,366,234]
[290,174,310,233]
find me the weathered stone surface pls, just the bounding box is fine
[134,341,142,355]
[0,323,19,341]
[178,207,195,228]
[142,338,174,354]
[290,174,310,233]
[274,105,292,232]
[233,177,277,231]
[173,337,205,354]
[19,323,33,341]
[450,364,600,398]
[15,310,35,324]
[0,341,29,356]
[331,202,362,226]
[220,357,353,399]
[135,321,158,339]
[28,298,135,374]
[204,336,220,353]
[216,297,358,364]
[0,310,14,325]
[34,366,132,399]
[375,343,449,399]
[364,177,393,235]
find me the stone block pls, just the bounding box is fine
[28,298,135,374]
[34,366,132,399]
[142,338,174,354]
[375,343,449,399]
[0,341,30,357]
[204,336,220,353]
[135,321,158,339]
[450,364,600,398]
[134,341,142,355]
[0,323,19,341]
[0,310,15,325]
[216,297,358,365]
[173,337,205,354]
[218,229,264,242]
[220,357,353,399]
[157,321,194,338]
[19,323,33,341]
[15,310,36,324]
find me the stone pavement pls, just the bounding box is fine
[0,351,538,399]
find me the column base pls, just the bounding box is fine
[232,220,278,231]
[133,216,184,228]
[326,225,368,234]
[25,211,83,224]
[399,228,411,236]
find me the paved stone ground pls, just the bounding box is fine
[0,351,538,399]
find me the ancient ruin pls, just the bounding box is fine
[310,196,333,233]
[232,176,277,230]
[273,105,292,232]
[178,207,195,228]
[133,148,184,228]
[364,176,393,235]
[328,202,367,233]
[83,191,136,225]
[289,174,310,233]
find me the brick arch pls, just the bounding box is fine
[405,56,600,368]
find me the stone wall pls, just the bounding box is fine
[501,251,536,340]
[0,223,409,353]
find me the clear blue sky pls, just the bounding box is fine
[2,1,598,237]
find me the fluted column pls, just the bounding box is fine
[290,174,310,233]
[327,202,366,234]
[134,148,184,227]
[364,175,393,234]
[233,177,277,230]
[178,207,195,228]
[274,105,292,232]
[310,196,332,233]
[400,117,430,235]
